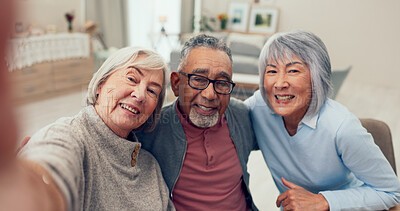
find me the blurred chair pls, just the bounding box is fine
[360,118,397,174]
[331,66,352,99]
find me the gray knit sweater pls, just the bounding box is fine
[19,106,174,211]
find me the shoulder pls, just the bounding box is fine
[138,148,161,167]
[22,108,91,154]
[317,99,366,140]
[158,101,179,123]
[228,97,249,111]
[225,98,253,123]
[137,101,181,142]
[244,90,268,110]
[318,99,357,127]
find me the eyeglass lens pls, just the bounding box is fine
[189,75,233,94]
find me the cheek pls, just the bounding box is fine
[182,88,198,105]
[219,95,230,110]
[298,78,312,96]
[143,99,159,117]
[263,78,274,93]
[98,88,118,111]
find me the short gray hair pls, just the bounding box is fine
[258,30,333,117]
[178,34,232,71]
[86,46,168,132]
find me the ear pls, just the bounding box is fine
[96,84,102,96]
[170,72,181,97]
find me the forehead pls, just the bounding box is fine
[268,55,307,67]
[110,66,164,83]
[185,47,232,76]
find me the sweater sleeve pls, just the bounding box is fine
[18,121,85,211]
[320,116,400,211]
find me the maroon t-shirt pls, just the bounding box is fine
[172,105,248,210]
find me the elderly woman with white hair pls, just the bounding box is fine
[13,47,175,210]
[245,30,400,210]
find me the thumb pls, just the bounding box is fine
[281,177,299,189]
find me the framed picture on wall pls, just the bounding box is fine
[248,7,279,34]
[227,2,250,32]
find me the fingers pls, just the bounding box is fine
[276,191,288,207]
[281,177,299,189]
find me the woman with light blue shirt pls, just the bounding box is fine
[245,30,400,210]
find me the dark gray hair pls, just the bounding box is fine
[178,34,232,71]
[86,46,168,132]
[258,30,333,117]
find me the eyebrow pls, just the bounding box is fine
[128,66,143,76]
[192,68,231,81]
[127,66,162,88]
[286,61,303,67]
[266,61,304,68]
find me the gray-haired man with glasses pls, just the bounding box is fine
[135,34,259,210]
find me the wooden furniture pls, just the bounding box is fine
[10,57,94,104]
[360,118,397,174]
[7,33,92,104]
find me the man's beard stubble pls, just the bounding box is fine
[189,108,219,128]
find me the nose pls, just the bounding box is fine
[131,84,146,102]
[274,73,289,89]
[200,82,218,100]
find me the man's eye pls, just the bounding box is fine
[192,77,207,83]
[266,70,277,74]
[217,81,230,88]
[288,70,299,73]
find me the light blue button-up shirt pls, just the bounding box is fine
[245,90,400,210]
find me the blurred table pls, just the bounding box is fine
[7,33,90,71]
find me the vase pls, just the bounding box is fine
[220,20,227,30]
[68,22,73,33]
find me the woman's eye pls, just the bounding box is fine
[288,69,299,73]
[128,77,137,83]
[147,89,158,97]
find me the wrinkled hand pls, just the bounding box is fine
[276,177,329,211]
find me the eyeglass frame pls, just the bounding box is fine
[179,72,236,95]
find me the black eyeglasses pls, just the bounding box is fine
[179,72,235,95]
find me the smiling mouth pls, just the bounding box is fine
[193,104,217,115]
[275,95,295,100]
[120,103,139,114]
[196,104,214,111]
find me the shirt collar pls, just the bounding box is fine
[300,110,318,129]
[268,106,318,129]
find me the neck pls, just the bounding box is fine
[282,115,302,136]
[94,105,129,139]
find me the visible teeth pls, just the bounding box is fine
[197,105,212,111]
[121,104,139,114]
[276,95,294,100]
